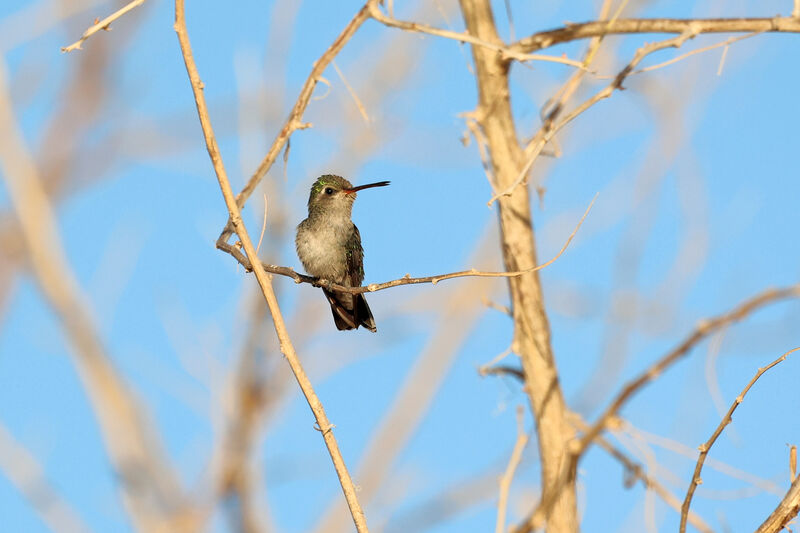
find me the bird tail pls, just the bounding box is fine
[323,289,377,332]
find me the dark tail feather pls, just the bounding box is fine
[355,293,377,332]
[322,289,377,332]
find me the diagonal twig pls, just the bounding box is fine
[173,2,369,531]
[496,406,529,533]
[367,0,587,69]
[680,346,800,532]
[510,16,800,55]
[490,29,700,204]
[61,0,147,53]
[218,193,595,294]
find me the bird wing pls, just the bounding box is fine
[347,224,365,287]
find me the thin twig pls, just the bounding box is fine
[219,193,595,294]
[61,0,147,52]
[173,3,369,532]
[332,59,370,123]
[578,287,800,458]
[567,413,714,533]
[490,30,699,205]
[255,193,268,256]
[679,347,800,532]
[511,16,800,55]
[634,32,762,75]
[367,0,587,69]
[496,406,529,533]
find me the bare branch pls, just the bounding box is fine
[755,475,800,533]
[567,414,714,533]
[511,16,800,55]
[61,0,147,52]
[367,0,587,69]
[491,29,700,204]
[218,193,595,294]
[634,31,762,75]
[173,3,369,531]
[680,347,800,532]
[496,407,529,533]
[577,286,800,459]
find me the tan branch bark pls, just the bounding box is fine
[680,347,800,532]
[173,3,368,532]
[494,30,701,204]
[216,194,591,294]
[61,0,147,52]
[511,16,800,55]
[755,475,800,533]
[458,1,578,532]
[367,0,586,68]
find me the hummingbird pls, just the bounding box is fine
[295,175,390,332]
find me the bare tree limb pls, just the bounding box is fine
[680,347,800,532]
[512,284,800,533]
[491,29,702,204]
[567,414,715,533]
[458,1,578,532]
[511,16,800,55]
[217,193,593,294]
[61,0,147,52]
[173,3,369,531]
[755,475,800,533]
[367,0,587,69]
[577,286,800,460]
[484,372,715,533]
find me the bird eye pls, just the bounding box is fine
[324,187,334,195]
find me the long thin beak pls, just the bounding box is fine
[343,181,390,194]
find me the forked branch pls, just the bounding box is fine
[680,347,800,532]
[511,16,800,55]
[217,194,594,294]
[174,2,369,531]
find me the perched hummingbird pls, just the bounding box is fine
[295,175,390,332]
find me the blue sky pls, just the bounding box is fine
[1,0,799,532]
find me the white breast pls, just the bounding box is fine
[296,217,351,283]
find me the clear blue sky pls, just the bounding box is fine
[1,0,799,532]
